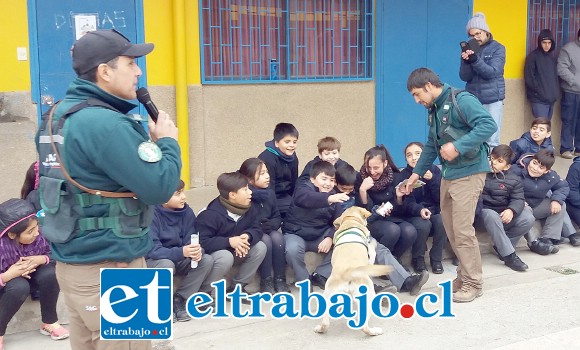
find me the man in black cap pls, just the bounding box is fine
[36,29,181,350]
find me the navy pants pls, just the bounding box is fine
[559,91,580,153]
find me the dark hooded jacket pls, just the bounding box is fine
[524,29,560,104]
[459,33,506,104]
[509,131,555,164]
[566,157,580,209]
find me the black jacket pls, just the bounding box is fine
[282,181,343,241]
[481,171,525,216]
[510,157,569,208]
[524,29,560,104]
[258,148,299,212]
[354,171,422,221]
[566,157,580,209]
[298,157,350,184]
[509,131,554,165]
[196,197,263,254]
[400,165,442,215]
[250,185,282,234]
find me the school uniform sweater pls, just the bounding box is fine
[282,181,343,241]
[146,203,197,263]
[249,186,282,234]
[510,158,569,208]
[509,132,554,165]
[196,197,263,254]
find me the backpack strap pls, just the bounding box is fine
[46,101,137,199]
[448,87,470,127]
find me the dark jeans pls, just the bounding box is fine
[405,216,432,260]
[530,102,554,120]
[408,213,446,262]
[567,204,580,228]
[559,91,580,153]
[369,218,417,259]
[0,262,59,336]
[259,230,286,279]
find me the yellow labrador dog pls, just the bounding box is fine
[314,206,393,336]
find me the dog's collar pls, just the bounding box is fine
[333,227,370,250]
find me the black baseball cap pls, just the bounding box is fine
[72,29,154,75]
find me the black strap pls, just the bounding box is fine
[448,87,470,128]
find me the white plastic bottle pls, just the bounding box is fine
[190,233,199,268]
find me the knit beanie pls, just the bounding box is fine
[466,12,490,35]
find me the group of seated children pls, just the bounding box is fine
[5,118,580,329]
[145,119,580,320]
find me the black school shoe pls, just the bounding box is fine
[401,270,429,296]
[260,276,276,294]
[568,233,580,247]
[309,273,328,290]
[274,277,291,293]
[503,252,528,272]
[430,259,444,274]
[226,283,252,305]
[173,293,191,322]
[412,257,427,273]
[528,239,559,255]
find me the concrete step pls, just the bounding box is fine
[5,220,561,335]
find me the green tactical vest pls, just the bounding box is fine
[37,99,152,244]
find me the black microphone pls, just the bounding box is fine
[136,87,159,122]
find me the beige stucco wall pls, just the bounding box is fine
[151,82,377,188]
[0,78,568,204]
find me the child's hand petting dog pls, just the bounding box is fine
[318,237,333,253]
[328,193,350,204]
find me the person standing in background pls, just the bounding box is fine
[557,29,580,159]
[524,29,560,119]
[460,12,505,148]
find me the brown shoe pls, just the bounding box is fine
[561,151,574,159]
[452,277,463,293]
[453,285,483,303]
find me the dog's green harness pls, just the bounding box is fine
[333,227,371,251]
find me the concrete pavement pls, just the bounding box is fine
[3,243,580,350]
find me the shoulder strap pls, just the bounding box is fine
[47,102,137,198]
[449,87,470,127]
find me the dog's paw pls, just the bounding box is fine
[363,326,383,336]
[314,324,328,334]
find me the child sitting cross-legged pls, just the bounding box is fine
[474,145,533,271]
[0,199,69,349]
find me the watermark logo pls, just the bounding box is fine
[186,280,454,328]
[100,268,173,340]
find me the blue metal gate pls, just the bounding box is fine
[27,0,147,120]
[376,0,473,166]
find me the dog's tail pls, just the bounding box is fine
[345,265,393,279]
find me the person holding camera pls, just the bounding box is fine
[405,68,497,303]
[460,12,505,148]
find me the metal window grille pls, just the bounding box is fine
[528,0,580,53]
[200,0,373,83]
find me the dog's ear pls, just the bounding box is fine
[332,216,342,228]
[359,207,372,219]
[333,211,346,228]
